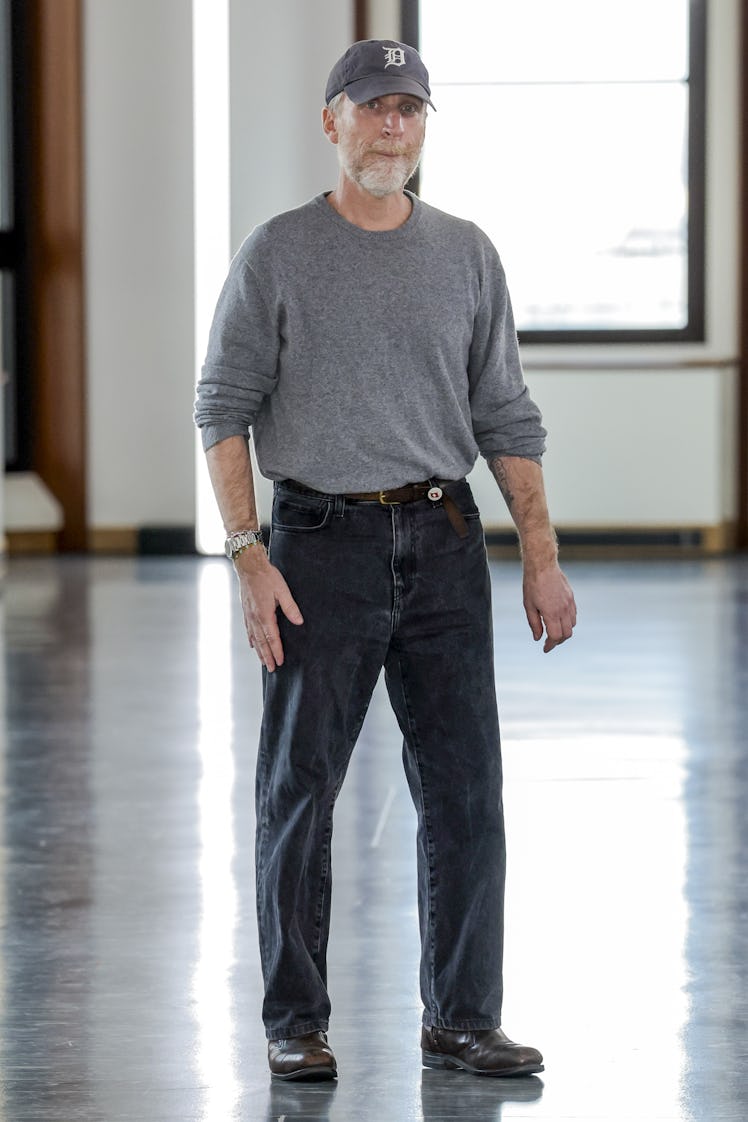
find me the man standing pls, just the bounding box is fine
[195,40,576,1082]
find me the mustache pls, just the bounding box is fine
[369,145,412,157]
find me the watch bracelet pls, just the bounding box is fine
[226,528,264,559]
[232,539,264,559]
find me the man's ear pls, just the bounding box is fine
[322,106,339,145]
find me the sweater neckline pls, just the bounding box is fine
[315,190,423,239]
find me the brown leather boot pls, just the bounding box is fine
[421,1026,544,1077]
[268,1030,337,1081]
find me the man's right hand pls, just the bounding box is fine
[233,547,304,672]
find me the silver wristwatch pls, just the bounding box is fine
[224,529,264,559]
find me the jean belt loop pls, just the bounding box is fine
[333,493,345,518]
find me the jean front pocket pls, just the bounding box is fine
[444,481,481,522]
[272,492,333,534]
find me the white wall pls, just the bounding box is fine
[226,0,352,521]
[80,0,741,537]
[84,0,196,529]
[228,0,351,249]
[522,368,733,526]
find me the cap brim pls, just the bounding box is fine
[342,73,436,110]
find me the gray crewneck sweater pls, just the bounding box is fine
[195,192,546,492]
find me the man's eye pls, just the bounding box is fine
[365,100,380,110]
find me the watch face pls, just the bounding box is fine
[225,540,233,558]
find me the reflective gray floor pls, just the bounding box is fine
[1,554,747,1121]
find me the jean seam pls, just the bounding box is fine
[389,507,402,634]
[311,691,378,960]
[311,788,338,961]
[255,732,271,974]
[397,658,438,1025]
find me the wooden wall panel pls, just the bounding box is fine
[29,0,87,550]
[354,0,367,40]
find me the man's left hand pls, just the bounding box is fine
[522,562,577,653]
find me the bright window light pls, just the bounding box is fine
[193,0,230,555]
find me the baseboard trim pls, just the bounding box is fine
[87,526,197,555]
[485,521,737,559]
[6,521,738,559]
[137,526,198,555]
[6,530,60,555]
[88,528,139,554]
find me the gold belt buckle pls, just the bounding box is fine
[378,490,400,506]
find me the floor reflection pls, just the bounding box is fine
[0,562,96,1120]
[263,1078,339,1121]
[680,559,748,1122]
[420,1069,544,1119]
[193,562,241,1120]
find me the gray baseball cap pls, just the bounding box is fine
[325,39,435,109]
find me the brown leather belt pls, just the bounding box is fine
[345,482,431,504]
[285,479,469,539]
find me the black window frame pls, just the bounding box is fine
[1,0,33,471]
[401,0,707,345]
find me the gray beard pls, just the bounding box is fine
[340,150,422,199]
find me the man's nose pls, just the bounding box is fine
[382,111,405,135]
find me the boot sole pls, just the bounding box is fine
[270,1064,337,1082]
[422,1050,544,1077]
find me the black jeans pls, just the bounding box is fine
[256,480,505,1039]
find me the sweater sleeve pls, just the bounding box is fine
[194,240,279,451]
[467,234,546,463]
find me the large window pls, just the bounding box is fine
[407,0,706,342]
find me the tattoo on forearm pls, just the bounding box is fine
[489,457,515,508]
